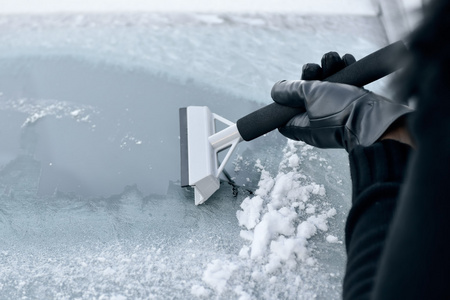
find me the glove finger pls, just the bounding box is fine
[321,51,346,79]
[271,80,306,108]
[342,53,356,67]
[301,63,323,80]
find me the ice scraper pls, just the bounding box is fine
[180,41,408,205]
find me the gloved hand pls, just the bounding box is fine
[301,52,356,80]
[271,80,413,152]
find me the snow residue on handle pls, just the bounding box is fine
[237,139,335,273]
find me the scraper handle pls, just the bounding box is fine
[236,41,408,141]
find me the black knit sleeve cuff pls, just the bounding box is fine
[348,140,412,203]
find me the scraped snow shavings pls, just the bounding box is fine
[120,133,144,150]
[197,140,343,298]
[191,285,211,298]
[326,235,342,244]
[0,97,97,127]
[236,140,337,270]
[202,260,238,294]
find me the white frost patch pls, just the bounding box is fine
[270,172,310,208]
[327,208,337,218]
[297,221,317,240]
[102,267,116,276]
[234,285,251,300]
[202,260,237,294]
[251,207,297,259]
[70,109,81,116]
[120,133,144,149]
[191,285,211,298]
[326,235,341,244]
[239,230,253,242]
[233,155,243,172]
[239,246,250,259]
[270,236,308,264]
[195,14,224,24]
[0,98,97,127]
[253,160,275,197]
[305,204,316,214]
[288,153,300,168]
[236,196,263,230]
[307,214,329,232]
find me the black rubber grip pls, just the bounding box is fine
[236,41,408,141]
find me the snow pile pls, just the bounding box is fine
[193,140,345,299]
[236,140,337,273]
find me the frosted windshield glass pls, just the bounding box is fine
[0,14,388,299]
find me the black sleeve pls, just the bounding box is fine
[370,118,450,298]
[343,140,412,300]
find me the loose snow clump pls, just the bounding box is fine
[202,259,238,294]
[236,140,336,273]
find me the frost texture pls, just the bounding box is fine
[0,12,371,299]
[0,97,97,127]
[0,13,388,103]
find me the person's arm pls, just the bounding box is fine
[371,116,450,299]
[344,140,412,299]
[344,110,414,299]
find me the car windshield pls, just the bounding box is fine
[0,4,402,299]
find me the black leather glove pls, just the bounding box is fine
[271,80,413,152]
[301,52,356,80]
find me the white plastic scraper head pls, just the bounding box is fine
[179,106,242,205]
